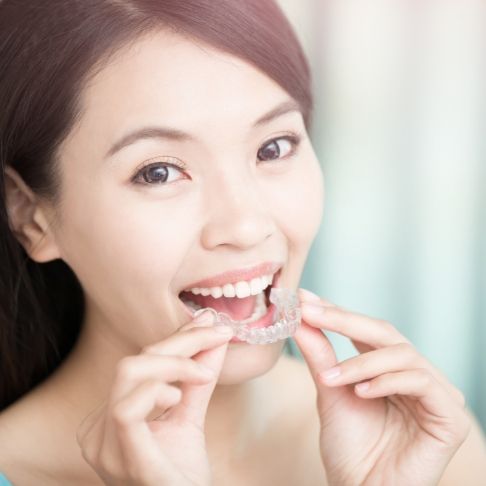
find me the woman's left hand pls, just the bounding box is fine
[293,288,471,486]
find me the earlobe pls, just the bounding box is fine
[4,165,61,263]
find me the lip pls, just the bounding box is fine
[180,261,283,291]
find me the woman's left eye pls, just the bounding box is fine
[257,134,301,162]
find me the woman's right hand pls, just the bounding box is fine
[76,310,234,486]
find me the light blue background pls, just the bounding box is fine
[279,0,486,432]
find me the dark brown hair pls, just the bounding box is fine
[0,0,313,410]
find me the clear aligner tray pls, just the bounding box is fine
[193,287,301,345]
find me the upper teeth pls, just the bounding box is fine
[185,273,275,299]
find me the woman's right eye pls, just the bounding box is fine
[131,160,188,186]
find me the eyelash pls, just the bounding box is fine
[131,133,303,187]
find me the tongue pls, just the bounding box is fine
[181,291,256,321]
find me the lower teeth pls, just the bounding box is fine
[191,288,301,345]
[182,290,268,324]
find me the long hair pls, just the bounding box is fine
[0,0,313,410]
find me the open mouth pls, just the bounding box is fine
[178,268,281,325]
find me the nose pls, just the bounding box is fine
[200,170,276,250]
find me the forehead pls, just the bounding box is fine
[77,30,291,140]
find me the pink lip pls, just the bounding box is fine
[181,261,283,290]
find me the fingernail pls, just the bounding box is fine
[301,302,326,316]
[298,288,322,302]
[319,366,341,382]
[193,309,215,324]
[213,325,234,336]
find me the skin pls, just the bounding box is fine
[1,29,325,484]
[295,290,486,485]
[1,28,485,485]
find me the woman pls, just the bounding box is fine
[0,0,485,484]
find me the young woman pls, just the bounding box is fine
[0,1,485,484]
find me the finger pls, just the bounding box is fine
[110,354,216,402]
[353,368,467,427]
[298,289,376,354]
[292,321,352,412]
[168,339,230,427]
[108,380,181,472]
[178,309,218,331]
[298,288,337,307]
[300,303,409,349]
[319,342,466,407]
[143,321,234,359]
[77,317,222,443]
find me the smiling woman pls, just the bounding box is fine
[0,0,484,485]
[0,0,316,406]
[0,0,325,483]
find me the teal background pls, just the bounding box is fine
[0,473,12,486]
[278,0,486,432]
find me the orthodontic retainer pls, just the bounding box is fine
[192,287,301,345]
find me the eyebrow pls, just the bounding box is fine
[104,99,301,159]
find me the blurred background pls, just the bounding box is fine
[277,0,486,432]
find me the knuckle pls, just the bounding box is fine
[380,319,397,335]
[116,356,139,381]
[456,390,467,408]
[447,412,472,445]
[381,319,408,342]
[396,342,419,364]
[458,412,472,439]
[111,402,133,426]
[378,318,391,328]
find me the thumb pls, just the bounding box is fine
[292,320,351,414]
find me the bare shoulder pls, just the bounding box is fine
[0,397,54,484]
[439,408,486,485]
[0,390,79,485]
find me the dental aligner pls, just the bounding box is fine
[193,287,301,345]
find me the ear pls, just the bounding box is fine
[4,165,62,263]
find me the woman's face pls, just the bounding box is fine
[52,30,324,383]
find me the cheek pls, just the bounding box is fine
[56,179,197,314]
[267,156,324,249]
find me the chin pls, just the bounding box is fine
[215,338,286,385]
